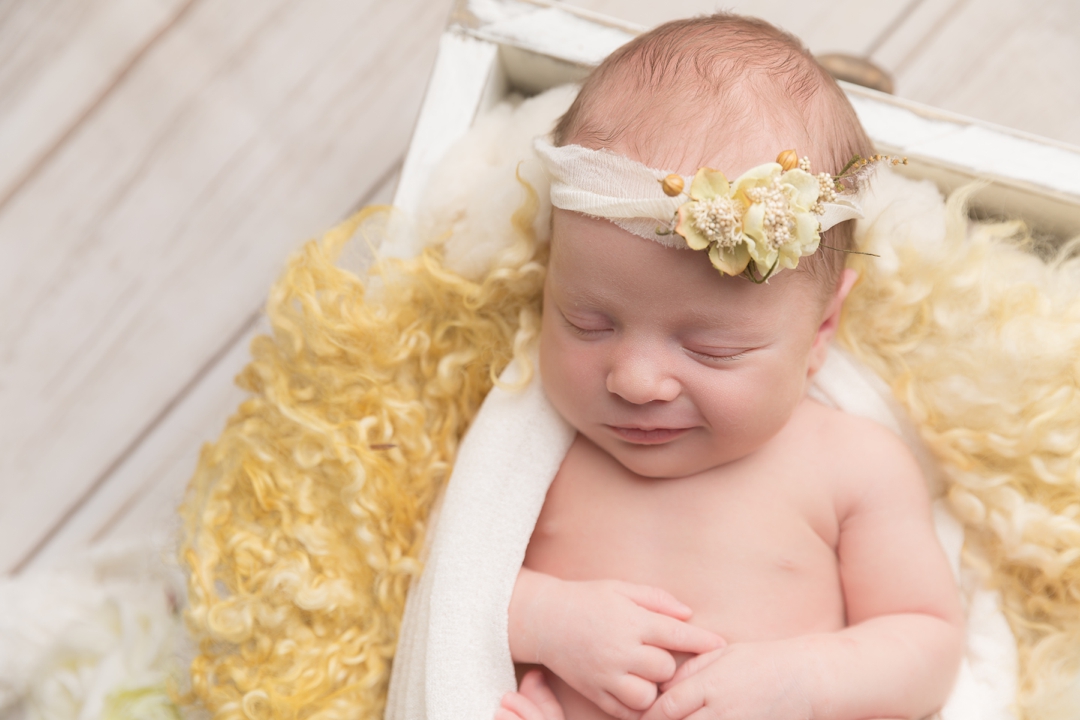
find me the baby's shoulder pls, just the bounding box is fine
[793,399,929,511]
[797,399,911,454]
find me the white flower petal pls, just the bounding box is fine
[742,204,766,247]
[794,212,821,250]
[690,168,729,201]
[709,243,751,275]
[732,162,781,195]
[782,169,819,211]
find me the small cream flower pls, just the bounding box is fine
[675,168,751,276]
[674,160,826,280]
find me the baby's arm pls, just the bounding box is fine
[645,423,965,720]
[508,567,725,719]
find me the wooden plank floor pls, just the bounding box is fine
[2,0,1077,576]
[0,0,450,574]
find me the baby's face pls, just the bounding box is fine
[539,208,838,479]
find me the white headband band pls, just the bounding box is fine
[533,138,693,247]
[533,136,868,281]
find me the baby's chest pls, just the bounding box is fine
[523,438,847,640]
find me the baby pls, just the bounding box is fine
[497,14,964,720]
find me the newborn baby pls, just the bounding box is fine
[499,14,963,720]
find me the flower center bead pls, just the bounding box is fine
[812,172,837,215]
[746,178,796,249]
[691,195,744,248]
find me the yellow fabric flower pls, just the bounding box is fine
[674,162,824,280]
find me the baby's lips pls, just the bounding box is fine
[607,425,695,445]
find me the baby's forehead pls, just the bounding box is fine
[549,209,829,322]
[566,81,823,178]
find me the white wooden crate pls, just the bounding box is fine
[397,0,1080,242]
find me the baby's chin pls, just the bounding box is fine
[595,434,739,480]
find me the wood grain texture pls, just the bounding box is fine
[24,169,399,573]
[0,0,451,574]
[23,314,261,572]
[560,0,923,57]
[866,0,966,72]
[0,0,193,207]
[880,0,1080,147]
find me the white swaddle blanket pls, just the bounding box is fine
[385,346,1019,720]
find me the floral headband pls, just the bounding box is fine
[534,137,901,282]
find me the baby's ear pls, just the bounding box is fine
[807,268,857,376]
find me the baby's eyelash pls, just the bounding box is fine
[559,310,611,337]
[561,308,613,338]
[564,320,609,337]
[686,347,748,363]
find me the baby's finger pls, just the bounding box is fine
[626,645,677,683]
[660,647,725,691]
[500,692,547,720]
[613,674,660,711]
[615,582,693,619]
[642,615,725,655]
[640,678,706,720]
[518,671,566,720]
[679,710,720,720]
[594,688,644,720]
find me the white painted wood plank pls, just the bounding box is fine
[474,6,635,66]
[866,0,966,73]
[22,315,261,572]
[0,0,190,205]
[558,0,922,57]
[846,85,1080,200]
[0,0,453,574]
[393,32,500,217]
[878,0,1080,147]
[24,169,400,573]
[843,83,1080,240]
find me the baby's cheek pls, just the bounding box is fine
[537,314,564,382]
[538,328,589,422]
[717,365,802,441]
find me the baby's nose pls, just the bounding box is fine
[605,349,681,404]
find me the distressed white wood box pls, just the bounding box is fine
[395,0,1080,244]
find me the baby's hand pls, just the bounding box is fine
[497,670,565,720]
[509,569,724,720]
[643,642,813,720]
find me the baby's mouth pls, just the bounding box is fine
[607,425,691,444]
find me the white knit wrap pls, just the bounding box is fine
[533,137,864,248]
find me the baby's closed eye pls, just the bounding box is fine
[683,345,750,364]
[558,309,612,337]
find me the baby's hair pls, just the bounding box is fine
[554,13,875,290]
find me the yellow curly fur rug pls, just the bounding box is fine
[180,91,1080,720]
